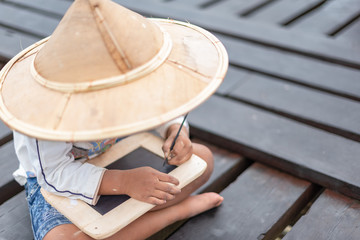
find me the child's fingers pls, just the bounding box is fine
[168,135,193,164]
[156,181,181,195]
[151,190,176,202]
[147,196,167,205]
[162,136,174,157]
[157,172,179,185]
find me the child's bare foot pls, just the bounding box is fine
[177,192,224,219]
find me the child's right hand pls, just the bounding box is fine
[122,167,181,205]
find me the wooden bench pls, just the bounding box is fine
[1,0,360,239]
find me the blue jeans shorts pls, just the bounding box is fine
[25,177,72,240]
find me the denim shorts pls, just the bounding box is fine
[25,177,72,240]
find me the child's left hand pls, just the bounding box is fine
[162,124,193,165]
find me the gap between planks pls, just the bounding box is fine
[167,163,321,240]
[114,0,360,69]
[189,95,360,201]
[220,69,360,142]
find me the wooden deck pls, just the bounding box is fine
[1,0,360,239]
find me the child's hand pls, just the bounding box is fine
[162,124,193,165]
[122,167,181,205]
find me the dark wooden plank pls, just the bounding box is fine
[189,95,360,200]
[0,191,33,240]
[149,140,250,240]
[0,121,12,146]
[0,141,18,188]
[163,0,213,8]
[204,0,268,16]
[0,2,60,38]
[116,0,360,70]
[289,0,360,35]
[3,0,71,17]
[168,163,319,240]
[192,139,251,194]
[283,189,360,240]
[228,72,360,141]
[0,141,23,204]
[248,0,323,25]
[335,18,360,46]
[218,34,360,101]
[216,66,250,95]
[0,27,39,61]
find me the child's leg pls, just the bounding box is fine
[44,192,223,240]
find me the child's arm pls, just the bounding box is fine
[15,133,106,206]
[98,167,181,205]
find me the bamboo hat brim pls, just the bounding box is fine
[0,0,228,141]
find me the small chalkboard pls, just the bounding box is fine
[92,147,176,215]
[41,132,207,239]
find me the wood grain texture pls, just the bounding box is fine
[289,0,360,35]
[116,0,360,68]
[0,120,12,146]
[217,33,360,100]
[1,0,358,69]
[0,191,33,240]
[162,0,213,8]
[335,18,360,47]
[0,140,22,204]
[3,0,71,16]
[0,0,359,69]
[0,2,59,38]
[248,0,323,24]
[0,28,39,61]
[228,72,360,140]
[204,0,266,16]
[189,95,360,200]
[283,189,360,240]
[168,163,318,240]
[0,141,18,189]
[193,139,251,194]
[216,66,250,95]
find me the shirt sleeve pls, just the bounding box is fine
[29,137,105,205]
[155,115,189,138]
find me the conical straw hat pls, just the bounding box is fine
[0,0,228,141]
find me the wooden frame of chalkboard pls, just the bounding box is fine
[40,132,207,239]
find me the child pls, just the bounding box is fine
[0,0,228,239]
[13,117,223,240]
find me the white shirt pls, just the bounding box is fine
[13,117,188,205]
